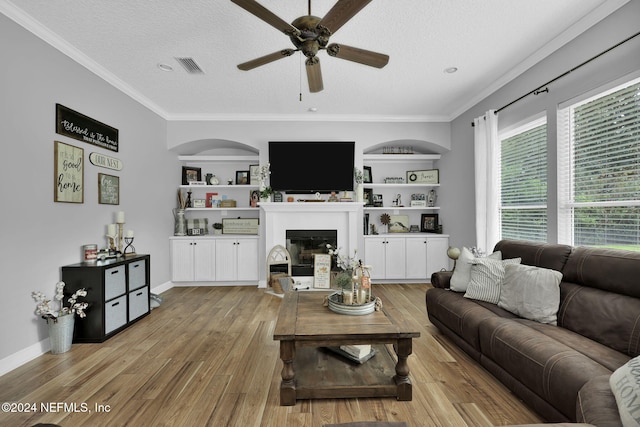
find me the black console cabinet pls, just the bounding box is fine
[61,254,151,343]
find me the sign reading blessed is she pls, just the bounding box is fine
[56,104,119,152]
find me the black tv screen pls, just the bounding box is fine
[269,141,355,194]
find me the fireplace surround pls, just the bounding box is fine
[260,202,362,285]
[286,229,337,276]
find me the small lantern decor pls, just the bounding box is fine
[326,260,381,316]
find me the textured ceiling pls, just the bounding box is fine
[1,0,628,121]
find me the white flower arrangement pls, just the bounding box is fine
[258,163,270,182]
[326,244,360,271]
[32,281,89,322]
[354,167,363,184]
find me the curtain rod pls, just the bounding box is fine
[471,30,640,127]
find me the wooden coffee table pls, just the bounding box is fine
[273,289,420,406]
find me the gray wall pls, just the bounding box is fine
[0,14,178,368]
[443,0,640,250]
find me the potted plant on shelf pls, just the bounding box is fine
[32,281,88,354]
[212,223,223,234]
[259,186,274,202]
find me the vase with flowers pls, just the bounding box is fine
[353,167,364,203]
[32,281,88,354]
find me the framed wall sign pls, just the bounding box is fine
[54,141,84,203]
[313,254,331,289]
[222,218,259,234]
[407,169,439,184]
[98,173,120,205]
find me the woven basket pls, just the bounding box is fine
[47,314,75,354]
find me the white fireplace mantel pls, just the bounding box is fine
[260,202,363,283]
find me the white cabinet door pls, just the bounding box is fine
[364,237,406,279]
[193,239,216,281]
[426,236,450,277]
[215,239,238,281]
[383,237,406,279]
[364,237,387,279]
[171,239,195,281]
[405,237,428,279]
[236,238,259,281]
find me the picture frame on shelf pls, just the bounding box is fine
[373,194,383,207]
[363,188,374,206]
[249,189,259,208]
[407,169,439,184]
[98,173,119,205]
[388,215,410,233]
[249,164,260,185]
[421,213,439,232]
[363,166,372,183]
[182,166,201,185]
[235,170,250,185]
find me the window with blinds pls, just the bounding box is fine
[499,119,547,242]
[557,77,640,250]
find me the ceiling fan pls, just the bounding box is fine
[231,0,389,93]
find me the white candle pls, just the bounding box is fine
[126,230,134,238]
[115,211,125,223]
[107,224,116,237]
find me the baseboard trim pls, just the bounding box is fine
[0,338,50,377]
[1,280,176,378]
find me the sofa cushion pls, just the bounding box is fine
[609,356,640,427]
[559,282,640,358]
[463,257,521,304]
[578,375,624,427]
[498,264,562,325]
[450,247,502,292]
[493,239,573,272]
[479,317,612,421]
[426,288,518,353]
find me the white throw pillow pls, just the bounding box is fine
[498,264,562,325]
[450,247,502,292]
[609,356,640,427]
[463,257,521,304]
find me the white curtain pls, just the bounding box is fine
[473,110,500,254]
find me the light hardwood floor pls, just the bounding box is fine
[0,284,543,426]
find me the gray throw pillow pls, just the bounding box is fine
[463,257,521,304]
[498,264,562,325]
[450,247,502,292]
[609,355,640,427]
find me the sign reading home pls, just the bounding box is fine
[56,104,119,152]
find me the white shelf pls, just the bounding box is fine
[185,207,259,212]
[363,183,440,188]
[178,155,259,162]
[180,184,259,189]
[363,154,441,162]
[363,206,440,211]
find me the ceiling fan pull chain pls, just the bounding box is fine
[299,52,303,101]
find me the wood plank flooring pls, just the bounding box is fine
[0,284,543,426]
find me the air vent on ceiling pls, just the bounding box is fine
[174,57,204,74]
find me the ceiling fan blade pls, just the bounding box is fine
[231,0,301,37]
[237,49,296,70]
[326,43,389,68]
[318,0,373,35]
[306,57,324,93]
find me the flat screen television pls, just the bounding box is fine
[269,141,355,194]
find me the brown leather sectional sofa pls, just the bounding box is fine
[426,239,640,426]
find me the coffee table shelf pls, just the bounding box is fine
[274,290,420,405]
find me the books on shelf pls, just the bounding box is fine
[340,345,371,358]
[327,344,377,364]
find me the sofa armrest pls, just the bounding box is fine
[430,270,453,289]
